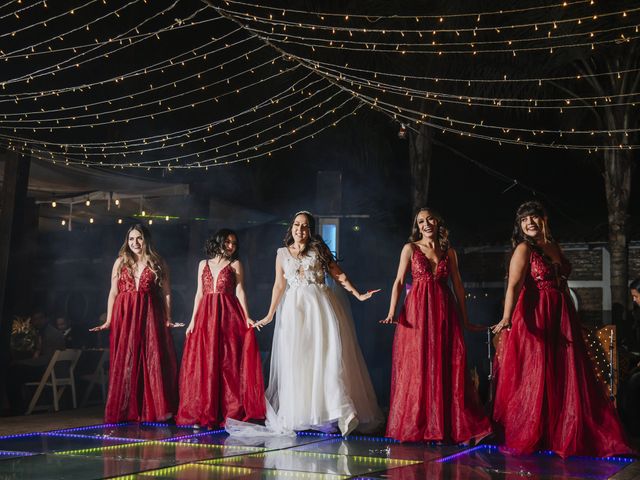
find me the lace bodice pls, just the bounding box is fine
[118,266,157,293]
[202,261,236,295]
[410,244,449,283]
[278,247,326,288]
[528,249,571,291]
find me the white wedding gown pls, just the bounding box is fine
[228,247,382,437]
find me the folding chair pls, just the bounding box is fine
[80,349,109,407]
[24,349,81,415]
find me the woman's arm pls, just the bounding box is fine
[449,248,486,332]
[90,258,121,331]
[233,260,254,328]
[185,260,206,335]
[253,254,287,328]
[380,244,412,324]
[492,242,530,334]
[327,260,381,301]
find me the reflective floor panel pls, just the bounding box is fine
[0,424,634,479]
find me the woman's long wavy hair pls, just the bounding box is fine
[511,201,553,250]
[205,228,239,261]
[283,211,335,270]
[409,207,449,251]
[118,223,164,285]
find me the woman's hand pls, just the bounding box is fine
[246,317,259,330]
[357,289,381,301]
[89,323,110,332]
[252,315,273,329]
[185,322,195,335]
[379,314,396,325]
[491,318,512,334]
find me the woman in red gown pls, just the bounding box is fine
[492,201,632,457]
[177,229,265,427]
[381,208,491,443]
[92,224,179,423]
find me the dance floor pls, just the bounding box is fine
[0,423,636,479]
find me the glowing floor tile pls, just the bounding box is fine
[46,423,209,442]
[0,450,38,460]
[114,462,348,479]
[201,449,420,477]
[178,432,326,451]
[0,434,128,454]
[55,440,262,464]
[433,445,631,480]
[291,436,465,462]
[0,452,144,480]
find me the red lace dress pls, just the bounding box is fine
[493,249,632,457]
[176,262,265,427]
[386,245,492,443]
[105,266,178,423]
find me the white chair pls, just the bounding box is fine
[24,349,81,415]
[80,349,109,407]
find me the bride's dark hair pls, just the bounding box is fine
[283,211,335,270]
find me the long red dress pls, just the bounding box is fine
[176,262,265,427]
[493,249,632,457]
[105,266,178,423]
[386,245,492,443]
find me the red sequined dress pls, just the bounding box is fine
[386,244,492,443]
[177,262,265,427]
[493,248,632,457]
[105,266,178,423]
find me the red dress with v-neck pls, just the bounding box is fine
[176,262,265,427]
[493,249,631,457]
[105,265,178,423]
[386,244,491,443]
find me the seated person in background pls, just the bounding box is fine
[618,279,640,437]
[5,311,65,415]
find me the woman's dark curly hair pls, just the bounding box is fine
[283,211,335,271]
[511,200,553,250]
[408,207,449,251]
[205,228,239,261]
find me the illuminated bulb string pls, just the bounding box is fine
[238,22,638,49]
[1,2,204,85]
[0,47,278,124]
[0,0,143,62]
[368,99,638,150]
[0,63,302,132]
[54,91,357,167]
[0,0,47,21]
[248,29,640,55]
[18,99,363,169]
[0,72,321,151]
[0,0,104,41]
[21,78,334,158]
[0,15,224,61]
[301,60,640,109]
[219,0,594,20]
[215,4,637,35]
[285,56,640,85]
[0,27,249,100]
[304,70,640,140]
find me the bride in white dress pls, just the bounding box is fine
[250,211,383,436]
